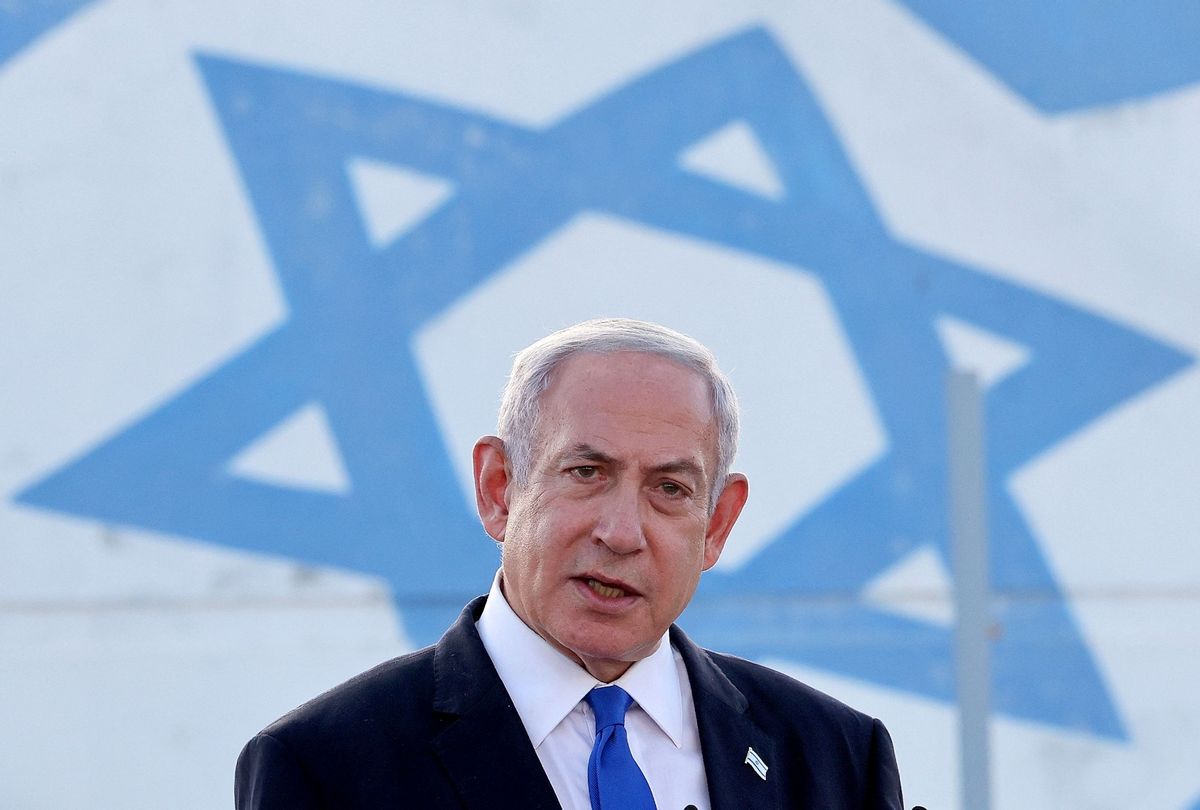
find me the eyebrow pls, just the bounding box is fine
[650,459,705,481]
[557,444,619,467]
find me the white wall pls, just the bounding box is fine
[2,2,1198,808]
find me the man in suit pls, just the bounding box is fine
[236,318,904,809]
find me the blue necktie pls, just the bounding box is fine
[585,685,657,810]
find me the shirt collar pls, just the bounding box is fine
[476,570,685,749]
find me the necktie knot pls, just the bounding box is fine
[586,685,634,731]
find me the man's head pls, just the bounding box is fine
[495,318,740,503]
[473,318,749,682]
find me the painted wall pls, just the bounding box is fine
[2,2,1198,808]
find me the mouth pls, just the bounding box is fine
[579,575,640,600]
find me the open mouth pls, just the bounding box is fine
[582,576,639,599]
[586,578,626,598]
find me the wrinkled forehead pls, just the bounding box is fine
[531,351,719,470]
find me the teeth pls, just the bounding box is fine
[587,578,626,598]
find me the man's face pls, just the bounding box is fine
[474,351,747,681]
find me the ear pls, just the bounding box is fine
[701,473,748,571]
[473,436,513,542]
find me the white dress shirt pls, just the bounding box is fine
[477,572,711,810]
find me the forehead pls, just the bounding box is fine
[534,351,717,464]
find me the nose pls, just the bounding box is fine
[593,484,647,555]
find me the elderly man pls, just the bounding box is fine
[236,318,904,809]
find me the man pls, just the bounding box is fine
[236,318,904,809]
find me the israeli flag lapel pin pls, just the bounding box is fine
[744,746,768,780]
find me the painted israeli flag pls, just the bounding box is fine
[2,2,1198,809]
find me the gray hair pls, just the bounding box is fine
[496,318,740,502]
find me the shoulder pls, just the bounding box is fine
[673,626,889,746]
[236,645,447,808]
[697,648,902,805]
[268,643,441,739]
[719,650,869,715]
[236,599,507,807]
[237,643,481,809]
[249,596,494,753]
[257,644,440,751]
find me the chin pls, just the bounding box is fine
[570,635,656,666]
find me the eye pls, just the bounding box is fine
[570,466,599,480]
[658,480,687,498]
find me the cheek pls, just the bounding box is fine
[676,514,711,557]
[506,495,575,562]
[653,522,708,587]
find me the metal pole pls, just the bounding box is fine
[947,371,992,810]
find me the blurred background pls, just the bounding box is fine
[2,2,1198,808]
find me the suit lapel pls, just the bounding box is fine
[430,598,561,810]
[427,602,791,809]
[672,627,786,810]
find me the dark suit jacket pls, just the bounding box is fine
[236,596,903,809]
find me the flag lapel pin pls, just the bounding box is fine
[744,746,768,780]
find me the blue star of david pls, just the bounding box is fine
[16,27,1191,741]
